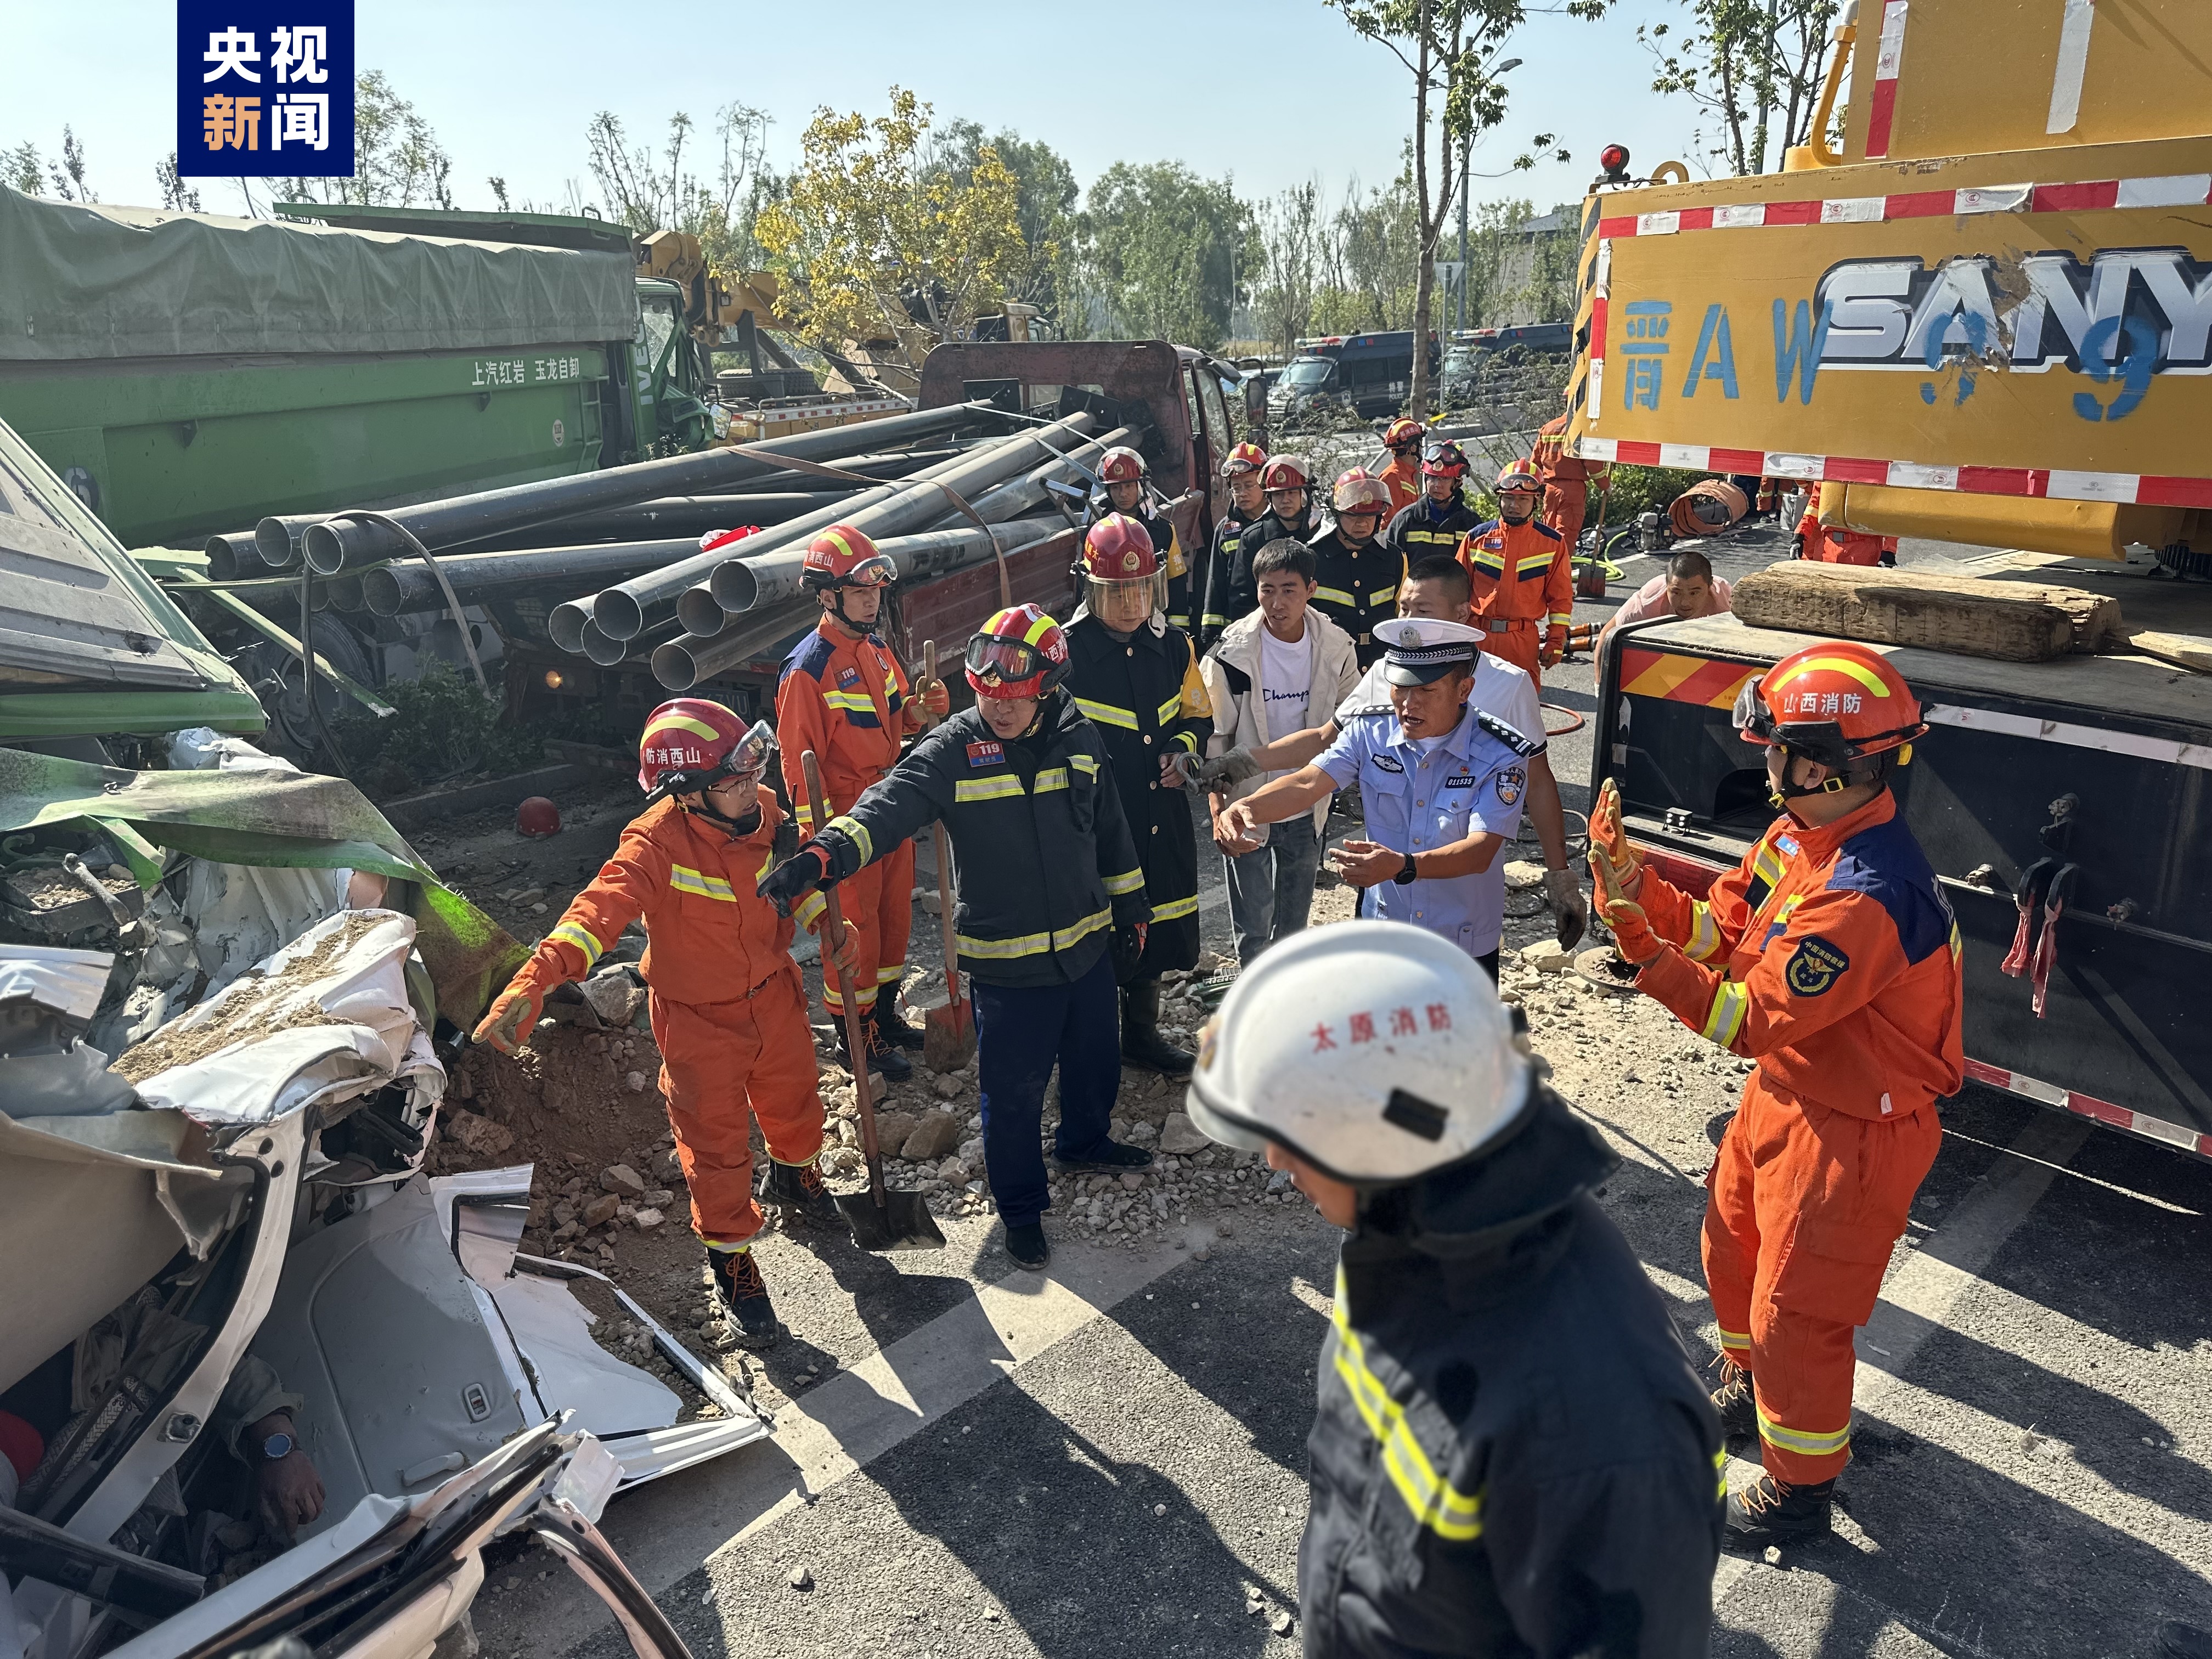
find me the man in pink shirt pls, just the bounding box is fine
[1599,549,1733,647]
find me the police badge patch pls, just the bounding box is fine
[1784,936,1849,996]
[1493,766,1525,805]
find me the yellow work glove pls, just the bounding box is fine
[1587,776,1645,896]
[473,978,546,1054]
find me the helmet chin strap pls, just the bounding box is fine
[685,797,763,839]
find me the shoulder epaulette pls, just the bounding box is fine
[1533,522,1563,541]
[781,629,836,684]
[1476,709,1544,756]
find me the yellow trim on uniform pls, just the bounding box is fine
[643,714,723,744]
[955,905,1114,961]
[550,921,605,968]
[1150,893,1198,921]
[822,691,876,716]
[1331,1268,1485,1542]
[1949,921,1963,962]
[954,775,1025,802]
[876,963,906,985]
[1685,900,1722,962]
[794,890,827,929]
[1156,692,1183,725]
[826,814,873,868]
[1515,552,1554,577]
[1750,842,1786,890]
[1103,867,1146,896]
[1313,584,1355,606]
[1075,697,1138,731]
[668,864,738,901]
[1545,611,1573,627]
[1070,753,1099,776]
[1756,1405,1851,1458]
[1464,549,1505,574]
[793,800,817,829]
[1034,766,1070,793]
[1701,980,1750,1048]
[1717,1324,1752,1352]
[1713,1446,1729,1502]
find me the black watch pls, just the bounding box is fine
[1392,852,1419,885]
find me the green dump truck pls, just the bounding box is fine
[0,191,713,552]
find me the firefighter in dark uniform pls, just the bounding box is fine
[759,603,1155,1272]
[1308,468,1404,669]
[1203,453,1316,644]
[1383,438,1483,569]
[1200,440,1270,647]
[1066,513,1214,1077]
[1186,919,1725,1658]
[1089,444,1194,633]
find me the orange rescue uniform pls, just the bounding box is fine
[1795,507,1897,566]
[1455,515,1574,681]
[515,794,826,1247]
[1630,790,1962,1483]
[776,620,924,1014]
[1377,453,1423,516]
[1531,413,1606,549]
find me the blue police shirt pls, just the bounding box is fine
[1314,699,1532,957]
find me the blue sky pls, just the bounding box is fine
[3,0,1708,222]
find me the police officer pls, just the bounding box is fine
[1592,641,1962,1546]
[1065,514,1214,1076]
[1204,454,1315,641]
[1381,438,1482,568]
[1222,618,1536,979]
[759,605,1154,1271]
[1184,919,1724,1658]
[1200,441,1270,646]
[1308,469,1403,668]
[1090,444,1194,630]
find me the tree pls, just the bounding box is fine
[1079,161,1253,352]
[49,127,93,202]
[1327,0,1602,415]
[1641,0,1839,177]
[3,143,43,197]
[1324,170,1424,333]
[276,70,453,207]
[155,153,202,212]
[1251,182,1324,356]
[2,129,93,202]
[924,119,1076,328]
[754,88,1030,363]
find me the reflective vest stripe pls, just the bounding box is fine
[668,865,738,901]
[1685,900,1723,962]
[827,814,874,869]
[1546,611,1573,627]
[1151,893,1198,921]
[955,905,1114,960]
[1103,867,1146,896]
[550,920,605,967]
[1701,980,1750,1047]
[1717,1323,1752,1352]
[1756,1405,1851,1458]
[954,775,1026,802]
[1075,697,1139,730]
[1156,692,1183,725]
[1071,753,1099,775]
[1515,552,1554,576]
[1330,1268,1485,1541]
[1034,767,1070,793]
[1313,584,1356,606]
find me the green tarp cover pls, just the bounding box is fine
[0,746,527,1025]
[0,187,639,362]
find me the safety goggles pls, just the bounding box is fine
[965,634,1051,686]
[1731,677,1857,769]
[833,552,899,588]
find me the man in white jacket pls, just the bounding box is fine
[1199,539,1362,965]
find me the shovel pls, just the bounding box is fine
[802,749,945,1253]
[916,641,978,1071]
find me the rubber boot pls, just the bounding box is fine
[1003,1222,1050,1269]
[1119,979,1193,1077]
[758,1156,843,1228]
[706,1245,782,1350]
[1726,1472,1835,1549]
[835,1011,912,1084]
[875,995,924,1052]
[1710,1355,1756,1444]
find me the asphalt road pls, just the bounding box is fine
[468,532,2212,1658]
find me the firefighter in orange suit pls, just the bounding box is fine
[776,524,951,1085]
[1590,641,1962,1548]
[1531,402,1607,550]
[1376,416,1425,515]
[1455,461,1573,682]
[475,704,859,1351]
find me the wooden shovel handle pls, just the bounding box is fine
[802,749,888,1203]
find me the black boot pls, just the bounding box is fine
[1710,1355,1756,1443]
[1053,1137,1153,1172]
[758,1156,843,1228]
[1003,1222,1050,1269]
[1725,1471,1835,1549]
[875,995,924,1052]
[834,1010,911,1084]
[1119,980,1193,1077]
[706,1246,782,1350]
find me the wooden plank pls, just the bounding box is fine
[1730,562,2120,662]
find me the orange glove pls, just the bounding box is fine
[1592,837,1661,964]
[914,675,951,719]
[1587,777,1644,896]
[473,976,546,1054]
[1541,629,1566,669]
[816,916,862,978]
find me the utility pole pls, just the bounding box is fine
[1456,144,1470,331]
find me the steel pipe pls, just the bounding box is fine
[362,537,706,618]
[453,493,849,554]
[278,400,1003,575]
[205,531,272,581]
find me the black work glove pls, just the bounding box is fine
[1879,550,1897,567]
[757,844,832,918]
[1790,533,1807,560]
[1112,919,1149,983]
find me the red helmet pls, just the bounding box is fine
[637,698,775,793]
[1423,440,1470,478]
[801,523,897,590]
[1260,455,1311,493]
[1332,469,1393,516]
[1222,441,1268,479]
[964,605,1071,701]
[1097,446,1148,486]
[1494,459,1542,497]
[1383,417,1424,450]
[1733,641,1926,776]
[1082,512,1162,579]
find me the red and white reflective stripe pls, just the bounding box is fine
[1865,0,1910,159]
[1571,436,2212,513]
[1963,1059,2212,1157]
[1585,239,1612,422]
[1594,173,2211,240]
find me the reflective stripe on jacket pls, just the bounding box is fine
[1456,517,1575,641]
[1306,528,1404,663]
[776,621,919,832]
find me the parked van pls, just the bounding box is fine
[1268,331,1439,421]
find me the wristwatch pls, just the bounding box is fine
[259,1430,295,1461]
[1392,852,1419,885]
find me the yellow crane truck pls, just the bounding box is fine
[1572,0,2212,1157]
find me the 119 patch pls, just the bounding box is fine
[1784,936,1850,996]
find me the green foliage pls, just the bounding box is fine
[1640,0,1839,176]
[1079,161,1252,351]
[277,70,453,208]
[926,120,1079,329]
[1596,465,1710,526]
[584,100,775,278]
[335,664,543,798]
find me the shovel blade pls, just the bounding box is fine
[922,998,975,1072]
[835,1188,947,1252]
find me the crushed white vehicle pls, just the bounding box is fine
[1,414,766,1657]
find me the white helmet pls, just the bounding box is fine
[1186,921,1528,1184]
